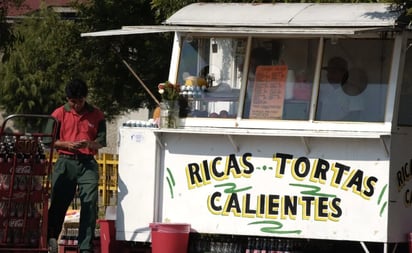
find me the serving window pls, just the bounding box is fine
[398,39,412,126]
[177,37,246,118]
[176,35,392,123]
[317,38,392,122]
[243,38,318,120]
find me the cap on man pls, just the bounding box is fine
[323,56,349,85]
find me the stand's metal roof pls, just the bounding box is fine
[165,3,399,27]
[81,3,402,37]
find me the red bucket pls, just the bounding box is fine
[98,220,117,253]
[150,223,191,253]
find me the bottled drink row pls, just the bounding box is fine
[59,228,80,246]
[0,228,40,245]
[0,136,47,165]
[188,234,307,253]
[0,174,43,191]
[122,119,158,128]
[59,227,101,246]
[0,201,42,218]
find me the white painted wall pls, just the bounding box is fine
[100,108,150,155]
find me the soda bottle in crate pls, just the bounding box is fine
[9,202,16,217]
[6,229,12,244]
[73,228,79,246]
[14,228,23,244]
[34,202,42,219]
[16,175,27,191]
[16,203,24,218]
[0,201,8,217]
[0,143,6,164]
[29,229,40,247]
[0,228,4,243]
[32,176,43,191]
[67,228,74,245]
[59,228,68,246]
[6,138,15,164]
[16,152,23,164]
[0,174,10,191]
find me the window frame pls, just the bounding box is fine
[173,32,396,134]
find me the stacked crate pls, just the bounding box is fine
[58,222,101,253]
[0,114,57,253]
[96,153,118,208]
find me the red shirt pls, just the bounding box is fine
[52,102,106,155]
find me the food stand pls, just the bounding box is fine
[82,3,412,252]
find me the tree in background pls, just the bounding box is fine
[0,0,172,120]
[0,0,25,50]
[75,0,172,118]
[0,6,86,116]
[392,0,412,27]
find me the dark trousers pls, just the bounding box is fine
[48,157,99,252]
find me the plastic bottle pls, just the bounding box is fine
[245,237,254,253]
[267,238,276,253]
[261,238,267,253]
[73,228,78,246]
[67,228,73,245]
[275,239,284,253]
[284,239,292,253]
[59,229,67,245]
[253,237,261,253]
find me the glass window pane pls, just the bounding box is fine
[316,38,392,122]
[398,39,412,126]
[243,38,318,120]
[177,37,247,118]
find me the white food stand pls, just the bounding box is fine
[83,3,412,252]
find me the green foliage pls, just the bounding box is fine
[0,1,25,50]
[74,0,172,117]
[0,0,171,120]
[0,7,86,116]
[391,0,412,27]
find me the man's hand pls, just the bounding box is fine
[55,140,102,151]
[73,141,88,149]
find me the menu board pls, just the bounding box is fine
[249,65,288,119]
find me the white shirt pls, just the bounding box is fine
[317,83,365,121]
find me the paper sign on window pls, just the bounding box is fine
[249,65,288,119]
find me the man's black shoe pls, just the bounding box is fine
[48,238,58,253]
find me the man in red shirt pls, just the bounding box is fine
[48,78,106,253]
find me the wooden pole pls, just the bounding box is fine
[121,59,161,106]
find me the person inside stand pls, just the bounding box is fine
[48,78,107,253]
[341,68,368,121]
[199,65,209,80]
[342,68,368,96]
[317,57,366,121]
[199,65,214,88]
